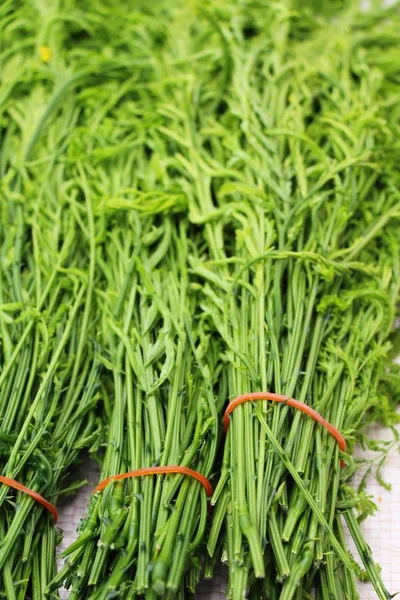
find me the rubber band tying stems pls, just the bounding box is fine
[0,476,58,524]
[95,466,213,498]
[223,392,346,453]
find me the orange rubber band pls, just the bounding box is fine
[223,392,347,453]
[95,466,213,498]
[0,476,58,524]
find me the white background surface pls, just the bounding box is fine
[57,423,400,599]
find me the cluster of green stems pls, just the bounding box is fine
[1,1,400,599]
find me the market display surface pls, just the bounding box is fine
[0,1,399,599]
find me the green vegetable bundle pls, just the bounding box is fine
[0,5,127,596]
[48,209,223,599]
[165,3,399,599]
[0,147,101,596]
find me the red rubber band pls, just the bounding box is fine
[223,392,346,453]
[0,476,58,524]
[95,466,213,498]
